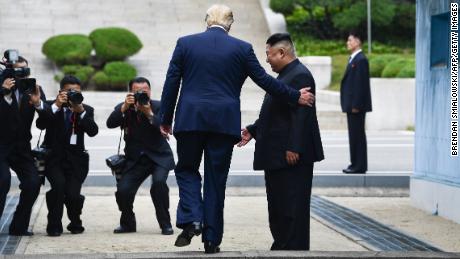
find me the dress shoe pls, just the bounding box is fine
[174,222,202,247]
[342,168,365,174]
[67,223,85,234]
[204,241,220,254]
[113,225,136,234]
[9,230,34,236]
[161,227,174,235]
[47,231,62,237]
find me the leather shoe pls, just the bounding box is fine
[67,223,85,234]
[161,227,174,235]
[342,168,365,174]
[204,241,220,254]
[47,231,62,237]
[9,231,34,236]
[174,222,202,247]
[113,225,136,234]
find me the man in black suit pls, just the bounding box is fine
[340,32,372,174]
[107,77,175,235]
[0,56,50,236]
[36,75,98,236]
[239,33,324,250]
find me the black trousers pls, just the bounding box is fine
[0,143,41,234]
[265,163,314,250]
[115,155,171,229]
[45,157,87,233]
[346,112,368,172]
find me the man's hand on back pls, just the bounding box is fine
[298,87,314,106]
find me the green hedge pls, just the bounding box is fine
[59,65,95,85]
[397,59,415,78]
[381,59,411,78]
[42,34,92,66]
[92,61,137,91]
[89,27,143,62]
[369,55,397,77]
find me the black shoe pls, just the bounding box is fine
[9,231,34,236]
[47,231,62,237]
[113,225,136,234]
[67,223,85,234]
[204,241,220,254]
[342,168,366,174]
[161,227,174,235]
[174,222,202,247]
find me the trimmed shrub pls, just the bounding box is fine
[381,59,408,78]
[89,27,143,62]
[92,71,111,91]
[270,0,296,15]
[397,59,415,78]
[93,61,137,91]
[42,34,92,66]
[61,65,95,85]
[369,55,396,77]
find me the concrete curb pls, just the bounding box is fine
[12,172,410,188]
[3,251,460,258]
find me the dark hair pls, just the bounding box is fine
[349,31,363,42]
[266,33,293,46]
[60,75,81,89]
[18,56,28,65]
[128,77,151,91]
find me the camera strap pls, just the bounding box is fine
[36,130,43,148]
[117,127,124,156]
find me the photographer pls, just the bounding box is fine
[36,75,98,236]
[107,77,175,235]
[0,53,51,236]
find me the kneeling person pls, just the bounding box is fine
[107,77,175,235]
[37,75,99,236]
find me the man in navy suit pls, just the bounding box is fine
[160,4,314,253]
[340,32,372,174]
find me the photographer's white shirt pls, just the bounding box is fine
[4,89,43,110]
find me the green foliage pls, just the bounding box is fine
[330,55,348,91]
[89,27,143,62]
[381,58,409,78]
[369,55,397,77]
[60,65,95,85]
[42,34,92,66]
[92,71,110,90]
[271,0,415,45]
[93,61,137,91]
[293,34,413,56]
[270,0,296,15]
[396,59,415,78]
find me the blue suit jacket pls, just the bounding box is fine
[160,27,301,139]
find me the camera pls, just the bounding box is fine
[1,49,35,95]
[31,146,51,176]
[106,154,126,180]
[134,91,149,105]
[68,89,84,105]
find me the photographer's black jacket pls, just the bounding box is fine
[36,101,98,180]
[0,87,50,145]
[106,100,175,171]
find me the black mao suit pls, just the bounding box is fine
[247,59,324,250]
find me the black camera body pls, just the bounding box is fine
[0,49,34,96]
[106,154,126,180]
[134,91,150,105]
[68,89,84,105]
[31,146,51,176]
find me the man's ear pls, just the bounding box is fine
[279,48,286,58]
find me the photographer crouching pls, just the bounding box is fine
[36,75,98,236]
[107,77,175,235]
[0,50,51,236]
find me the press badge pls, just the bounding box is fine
[70,134,77,145]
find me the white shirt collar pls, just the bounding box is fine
[349,49,362,63]
[209,25,227,32]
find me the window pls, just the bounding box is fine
[431,12,450,68]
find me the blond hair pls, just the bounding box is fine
[205,4,234,31]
